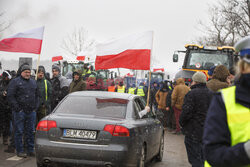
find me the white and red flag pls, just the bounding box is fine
[95,31,153,70]
[0,26,44,54]
[76,50,86,61]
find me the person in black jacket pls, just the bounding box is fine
[7,65,39,158]
[203,37,250,167]
[166,81,176,132]
[180,72,213,167]
[0,70,12,145]
[51,64,69,110]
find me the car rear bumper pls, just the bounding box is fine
[35,138,138,167]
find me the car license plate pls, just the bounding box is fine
[63,129,97,139]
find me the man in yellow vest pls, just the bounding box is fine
[36,66,52,122]
[135,82,147,100]
[128,83,136,94]
[115,80,126,93]
[203,36,250,166]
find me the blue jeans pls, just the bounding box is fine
[13,111,36,154]
[184,136,204,167]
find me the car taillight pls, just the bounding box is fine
[103,124,130,137]
[36,120,57,131]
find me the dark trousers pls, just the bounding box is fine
[184,136,204,167]
[173,107,181,132]
[13,111,36,154]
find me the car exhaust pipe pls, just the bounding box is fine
[43,159,51,164]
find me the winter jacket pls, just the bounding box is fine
[69,78,86,93]
[203,77,250,166]
[155,89,168,110]
[166,89,173,108]
[37,77,52,108]
[150,87,159,106]
[206,65,230,92]
[171,78,190,110]
[51,75,69,110]
[179,83,213,142]
[7,76,39,112]
[0,78,11,113]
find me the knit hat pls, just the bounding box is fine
[20,64,31,72]
[52,64,60,72]
[192,72,207,83]
[38,65,46,74]
[208,66,216,76]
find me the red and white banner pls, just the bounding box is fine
[0,26,44,54]
[95,31,153,70]
[76,56,85,61]
[153,68,164,72]
[52,56,63,62]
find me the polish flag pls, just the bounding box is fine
[76,50,86,61]
[95,31,153,70]
[0,26,44,54]
[52,56,63,62]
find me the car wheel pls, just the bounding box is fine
[155,135,164,162]
[137,144,146,167]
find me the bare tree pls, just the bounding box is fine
[197,0,250,46]
[61,27,95,58]
[0,12,11,37]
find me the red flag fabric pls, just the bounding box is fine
[76,56,85,61]
[0,27,44,54]
[95,31,153,70]
[153,68,164,72]
[52,56,63,62]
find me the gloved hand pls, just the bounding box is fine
[244,140,250,159]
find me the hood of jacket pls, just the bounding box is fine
[176,78,185,85]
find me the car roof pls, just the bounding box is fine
[69,91,136,100]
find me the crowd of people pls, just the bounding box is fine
[0,36,250,166]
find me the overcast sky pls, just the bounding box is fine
[0,0,218,75]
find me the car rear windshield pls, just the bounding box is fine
[55,96,128,119]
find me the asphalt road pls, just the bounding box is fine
[0,131,190,167]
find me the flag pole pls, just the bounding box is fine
[146,31,154,107]
[35,54,41,80]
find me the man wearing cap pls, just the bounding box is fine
[7,64,39,158]
[51,64,69,110]
[179,72,213,167]
[37,66,52,122]
[203,36,250,166]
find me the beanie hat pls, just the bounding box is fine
[20,65,31,73]
[38,65,46,74]
[52,64,60,72]
[192,72,207,83]
[208,66,216,76]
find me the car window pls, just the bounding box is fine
[138,97,155,118]
[133,100,141,119]
[56,96,128,119]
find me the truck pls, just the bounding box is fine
[173,44,239,85]
[55,60,114,90]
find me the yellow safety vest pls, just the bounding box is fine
[137,86,145,96]
[117,86,125,93]
[44,79,48,101]
[205,86,250,167]
[128,87,136,94]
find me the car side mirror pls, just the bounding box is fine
[173,53,178,62]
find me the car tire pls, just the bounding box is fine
[137,144,146,167]
[155,135,164,162]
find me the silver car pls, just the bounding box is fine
[35,91,164,167]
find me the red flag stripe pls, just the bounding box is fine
[95,49,150,70]
[0,38,42,54]
[76,56,85,61]
[52,56,63,62]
